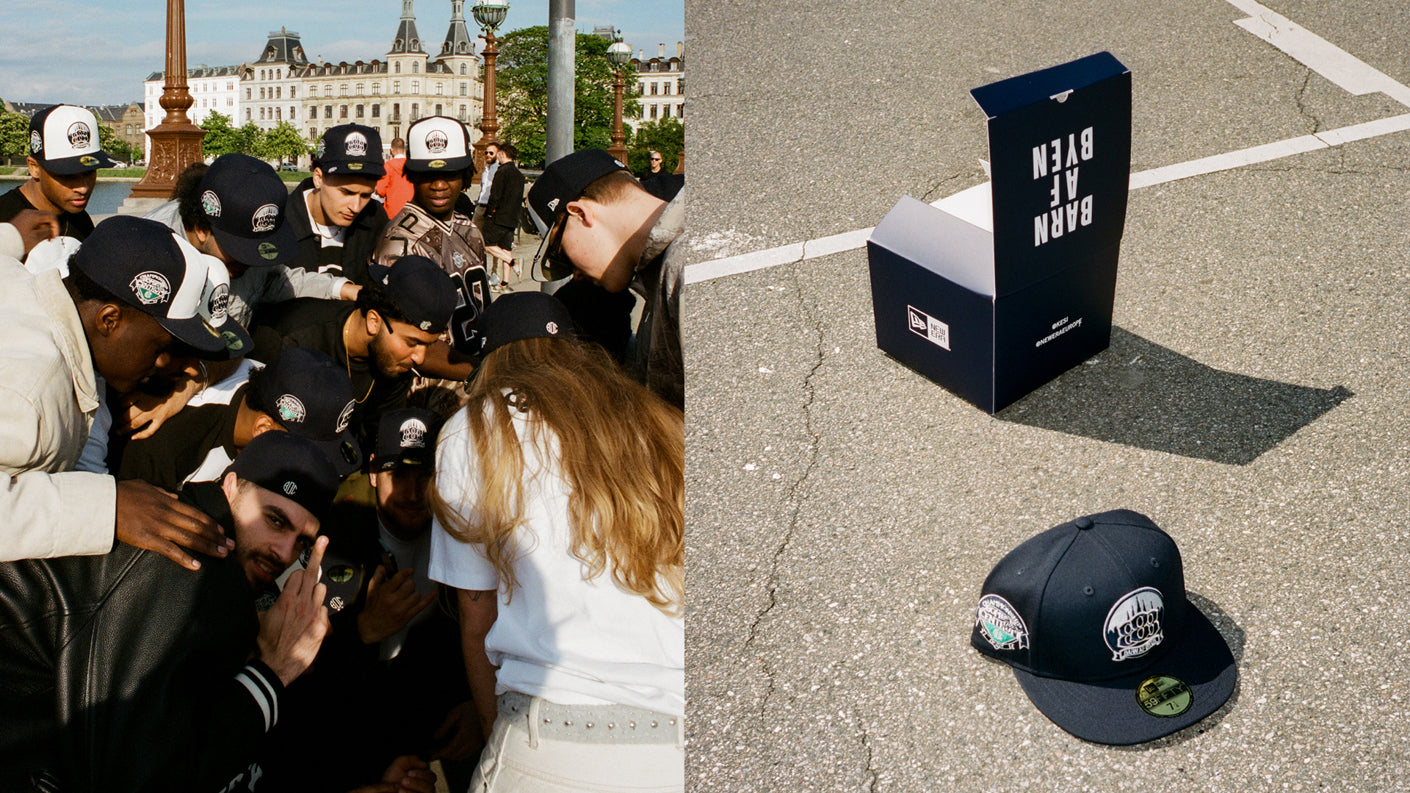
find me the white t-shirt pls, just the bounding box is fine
[428,404,684,717]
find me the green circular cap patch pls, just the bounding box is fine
[327,564,356,584]
[257,241,280,260]
[1135,675,1193,717]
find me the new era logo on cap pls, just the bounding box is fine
[971,510,1237,745]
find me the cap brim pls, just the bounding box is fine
[156,315,229,355]
[405,156,474,174]
[210,218,299,268]
[40,150,116,175]
[308,432,362,477]
[322,160,386,178]
[530,213,573,282]
[212,319,255,361]
[1010,602,1237,746]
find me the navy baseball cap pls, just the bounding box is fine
[479,291,576,356]
[29,105,115,175]
[370,255,458,335]
[71,216,227,355]
[171,232,253,358]
[370,408,441,471]
[525,149,630,281]
[404,116,474,174]
[971,510,1237,745]
[227,431,340,523]
[199,153,299,266]
[317,124,386,178]
[252,347,362,476]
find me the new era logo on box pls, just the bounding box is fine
[907,305,950,351]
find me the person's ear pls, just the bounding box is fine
[312,167,325,189]
[94,302,125,338]
[220,470,240,503]
[364,308,384,337]
[25,157,42,182]
[565,200,593,227]
[251,413,281,436]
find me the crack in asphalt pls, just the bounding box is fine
[856,707,881,793]
[1294,68,1321,135]
[745,265,829,719]
[919,171,970,203]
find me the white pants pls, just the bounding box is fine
[469,693,684,793]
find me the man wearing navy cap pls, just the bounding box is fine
[0,105,114,242]
[116,346,362,491]
[259,404,479,792]
[0,432,342,792]
[0,215,230,566]
[249,255,459,449]
[526,149,685,408]
[284,124,389,287]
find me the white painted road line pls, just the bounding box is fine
[1227,0,1410,107]
[684,7,1410,286]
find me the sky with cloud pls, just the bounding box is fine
[0,0,683,106]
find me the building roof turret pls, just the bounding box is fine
[390,0,424,54]
[436,0,475,60]
[255,27,309,66]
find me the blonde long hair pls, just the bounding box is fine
[431,336,684,614]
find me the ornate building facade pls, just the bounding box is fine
[142,1,484,161]
[630,42,684,128]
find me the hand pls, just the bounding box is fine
[340,282,363,301]
[116,372,203,439]
[432,700,486,763]
[343,755,437,793]
[257,536,332,686]
[114,479,232,571]
[357,566,437,644]
[10,209,59,254]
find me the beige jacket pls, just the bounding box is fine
[0,251,115,560]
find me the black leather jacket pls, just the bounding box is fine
[0,483,284,793]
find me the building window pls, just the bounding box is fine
[259,87,266,99]
[434,103,443,116]
[411,103,419,118]
[290,106,295,119]
[373,83,381,94]
[325,105,333,118]
[340,105,348,119]
[651,82,658,95]
[393,102,401,120]
[355,104,364,118]
[460,64,467,75]
[458,82,468,96]
[458,104,467,120]
[371,104,380,118]
[260,107,266,120]
[227,98,233,106]
[395,62,401,74]
[649,105,657,120]
[411,81,420,94]
[341,84,349,96]
[276,107,282,120]
[310,106,318,119]
[435,82,443,95]
[276,86,282,99]
[325,84,333,95]
[290,86,297,98]
[412,61,419,73]
[246,109,252,121]
[392,80,400,94]
[309,86,317,98]
[357,83,365,96]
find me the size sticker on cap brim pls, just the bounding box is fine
[1135,675,1192,717]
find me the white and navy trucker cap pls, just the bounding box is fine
[29,105,115,174]
[971,509,1237,745]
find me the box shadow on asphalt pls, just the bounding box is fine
[990,327,1353,465]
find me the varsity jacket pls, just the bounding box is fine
[373,201,493,354]
[0,482,284,793]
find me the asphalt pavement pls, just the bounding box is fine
[683,1,1410,790]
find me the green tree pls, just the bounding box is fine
[0,110,30,160]
[626,117,684,176]
[496,26,640,168]
[259,121,308,166]
[97,124,135,165]
[200,112,242,157]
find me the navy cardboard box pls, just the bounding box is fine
[867,51,1131,414]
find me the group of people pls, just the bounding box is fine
[0,104,685,792]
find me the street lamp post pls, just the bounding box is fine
[471,0,508,183]
[607,37,632,165]
[128,0,205,199]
